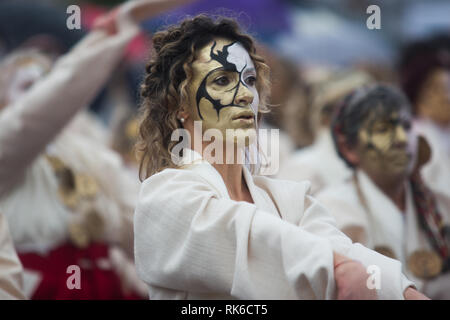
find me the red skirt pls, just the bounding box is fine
[19,242,141,300]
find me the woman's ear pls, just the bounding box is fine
[177,108,190,122]
[412,135,432,173]
[337,135,360,167]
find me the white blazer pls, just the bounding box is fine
[134,149,414,299]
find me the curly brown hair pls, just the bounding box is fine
[136,14,271,180]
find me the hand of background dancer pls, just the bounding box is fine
[403,287,430,300]
[93,8,120,35]
[333,252,378,300]
[93,0,197,35]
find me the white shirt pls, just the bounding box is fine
[134,149,414,299]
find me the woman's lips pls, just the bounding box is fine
[232,111,254,121]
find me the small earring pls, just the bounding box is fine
[179,117,185,123]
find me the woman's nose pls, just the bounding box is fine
[234,83,254,106]
[395,125,408,145]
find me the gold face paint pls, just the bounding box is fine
[186,38,259,144]
[416,69,450,126]
[357,109,416,177]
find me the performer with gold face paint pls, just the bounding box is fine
[317,84,450,299]
[134,15,428,300]
[277,69,373,195]
[399,35,450,219]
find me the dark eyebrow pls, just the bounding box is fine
[204,67,226,78]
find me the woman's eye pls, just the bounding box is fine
[214,76,230,86]
[245,76,256,86]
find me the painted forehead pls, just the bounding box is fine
[193,38,258,119]
[193,38,255,72]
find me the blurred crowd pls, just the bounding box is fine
[0,0,449,299]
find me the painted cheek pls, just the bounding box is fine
[187,85,201,120]
[358,130,371,147]
[394,126,407,144]
[367,151,380,164]
[234,82,254,104]
[214,87,237,106]
[372,133,393,153]
[250,89,259,115]
[198,98,219,123]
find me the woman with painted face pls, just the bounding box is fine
[399,35,450,222]
[316,84,450,299]
[277,69,373,195]
[134,15,427,300]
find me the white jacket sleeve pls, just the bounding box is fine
[298,195,415,299]
[0,213,25,300]
[134,169,337,299]
[0,7,139,196]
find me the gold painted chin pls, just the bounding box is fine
[387,151,413,165]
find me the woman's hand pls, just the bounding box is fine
[334,252,378,300]
[93,8,120,35]
[403,287,430,300]
[92,0,197,35]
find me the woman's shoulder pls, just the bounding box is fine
[253,174,312,196]
[139,166,220,204]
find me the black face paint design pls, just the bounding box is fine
[195,41,251,119]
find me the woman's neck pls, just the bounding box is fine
[193,140,253,203]
[213,163,250,202]
[364,170,407,212]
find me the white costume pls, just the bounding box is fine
[134,149,414,299]
[0,213,25,299]
[316,169,450,299]
[277,128,351,195]
[0,2,147,298]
